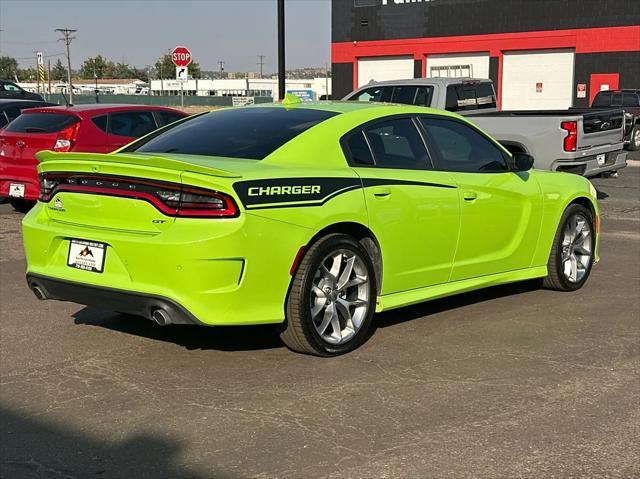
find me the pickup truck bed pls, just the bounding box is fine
[467,109,627,177]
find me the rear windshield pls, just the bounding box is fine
[132,107,339,160]
[5,112,78,133]
[445,83,496,112]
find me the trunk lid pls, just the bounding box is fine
[36,151,245,233]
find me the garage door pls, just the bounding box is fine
[502,49,574,110]
[357,56,414,88]
[426,53,489,79]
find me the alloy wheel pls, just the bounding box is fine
[561,213,593,283]
[310,249,370,345]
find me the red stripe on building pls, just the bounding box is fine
[332,25,640,62]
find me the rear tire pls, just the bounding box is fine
[280,233,377,356]
[543,204,595,291]
[9,199,35,214]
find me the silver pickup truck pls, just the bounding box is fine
[343,78,628,177]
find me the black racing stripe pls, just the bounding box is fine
[245,184,362,211]
[233,177,361,209]
[361,178,456,189]
[233,177,456,211]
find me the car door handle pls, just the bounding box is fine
[463,191,478,201]
[373,186,391,198]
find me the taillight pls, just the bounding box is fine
[561,121,577,152]
[53,121,80,152]
[39,174,238,218]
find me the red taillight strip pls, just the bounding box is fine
[45,183,180,215]
[39,174,238,218]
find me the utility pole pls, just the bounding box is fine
[277,0,285,100]
[55,27,77,104]
[47,60,52,100]
[257,55,266,79]
[218,60,225,78]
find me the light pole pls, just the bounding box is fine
[277,0,285,100]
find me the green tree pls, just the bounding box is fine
[112,61,133,78]
[16,67,37,82]
[52,59,67,81]
[80,55,115,79]
[0,56,18,79]
[154,53,201,79]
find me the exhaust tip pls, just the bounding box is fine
[151,308,172,326]
[32,286,46,300]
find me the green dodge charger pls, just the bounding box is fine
[23,97,600,356]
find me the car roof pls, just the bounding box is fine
[21,103,187,117]
[352,77,493,90]
[239,100,454,117]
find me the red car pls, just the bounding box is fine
[0,104,187,212]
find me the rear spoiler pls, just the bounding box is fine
[35,151,241,179]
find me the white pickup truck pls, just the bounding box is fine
[343,78,628,177]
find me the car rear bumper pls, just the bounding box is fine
[27,273,202,325]
[22,201,312,326]
[552,150,628,177]
[0,176,40,201]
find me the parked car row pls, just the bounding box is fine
[0,100,187,212]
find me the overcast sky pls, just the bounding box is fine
[0,0,331,72]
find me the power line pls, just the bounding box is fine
[55,27,76,104]
[14,52,65,61]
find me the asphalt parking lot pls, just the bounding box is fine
[1,166,638,479]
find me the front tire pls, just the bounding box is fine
[543,204,595,291]
[626,125,640,151]
[280,233,377,356]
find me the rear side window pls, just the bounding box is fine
[158,111,186,126]
[109,111,157,138]
[133,107,339,160]
[348,86,392,103]
[610,92,623,106]
[345,131,375,166]
[364,118,430,170]
[445,83,496,112]
[92,115,108,133]
[5,112,78,133]
[391,86,418,105]
[592,92,611,107]
[622,93,639,107]
[413,86,434,107]
[419,117,508,173]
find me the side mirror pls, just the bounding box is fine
[510,152,534,171]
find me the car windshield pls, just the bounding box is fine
[132,107,340,160]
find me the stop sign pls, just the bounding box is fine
[171,46,192,67]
